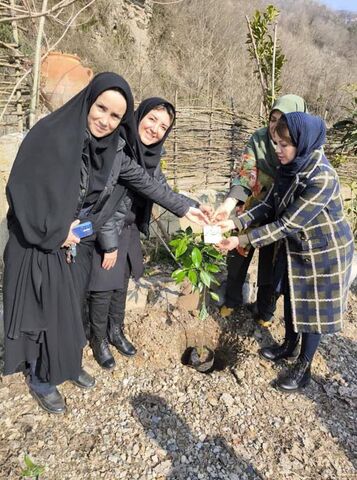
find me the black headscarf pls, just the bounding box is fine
[275,112,326,200]
[7,72,136,252]
[134,97,176,174]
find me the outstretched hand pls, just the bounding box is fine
[214,219,236,233]
[216,236,239,252]
[185,206,210,225]
[199,203,214,220]
[212,197,237,222]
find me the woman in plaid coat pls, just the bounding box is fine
[217,112,354,392]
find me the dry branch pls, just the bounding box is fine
[0,0,82,23]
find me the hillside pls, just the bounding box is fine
[51,0,357,122]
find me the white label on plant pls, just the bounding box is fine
[203,225,222,244]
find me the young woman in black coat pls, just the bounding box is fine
[4,76,206,414]
[87,98,186,369]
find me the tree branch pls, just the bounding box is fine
[0,0,96,123]
[0,0,81,23]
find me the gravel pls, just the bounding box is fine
[0,286,356,480]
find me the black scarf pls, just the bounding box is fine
[135,97,176,175]
[7,72,137,252]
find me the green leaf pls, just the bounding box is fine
[210,292,220,301]
[175,238,188,257]
[205,264,220,273]
[188,269,198,285]
[169,238,181,248]
[24,456,36,469]
[200,270,211,288]
[206,249,222,259]
[191,247,202,268]
[171,269,186,283]
[182,256,193,268]
[199,303,208,320]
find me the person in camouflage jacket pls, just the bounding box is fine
[214,95,308,326]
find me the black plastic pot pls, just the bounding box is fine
[182,346,215,373]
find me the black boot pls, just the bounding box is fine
[90,337,116,369]
[109,324,136,357]
[275,358,311,392]
[71,369,96,389]
[29,387,66,414]
[259,338,300,362]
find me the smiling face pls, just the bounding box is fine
[87,89,127,138]
[138,107,172,146]
[269,109,283,138]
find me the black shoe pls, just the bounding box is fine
[259,339,300,362]
[71,369,96,389]
[29,387,66,414]
[275,358,311,392]
[109,325,137,357]
[90,337,116,370]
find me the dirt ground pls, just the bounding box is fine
[0,279,356,479]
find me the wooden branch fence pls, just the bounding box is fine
[0,1,30,134]
[161,100,261,191]
[161,98,356,191]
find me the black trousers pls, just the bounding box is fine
[225,244,277,320]
[284,291,321,363]
[88,258,131,340]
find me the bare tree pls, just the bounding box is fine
[0,0,96,126]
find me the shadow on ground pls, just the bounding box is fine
[131,393,265,480]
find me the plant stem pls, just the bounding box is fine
[245,14,268,117]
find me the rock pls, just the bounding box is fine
[177,291,200,311]
[153,460,172,476]
[220,393,235,407]
[126,278,150,311]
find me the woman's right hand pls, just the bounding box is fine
[102,250,118,270]
[212,197,237,222]
[215,219,236,233]
[216,236,239,252]
[61,219,81,248]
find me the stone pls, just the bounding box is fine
[125,278,150,311]
[221,393,235,407]
[177,291,200,311]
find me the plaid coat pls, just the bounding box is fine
[238,149,354,334]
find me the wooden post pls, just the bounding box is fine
[206,93,214,187]
[230,97,236,176]
[173,90,178,189]
[29,0,48,128]
[10,0,23,131]
[271,22,278,107]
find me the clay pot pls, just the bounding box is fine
[41,52,93,110]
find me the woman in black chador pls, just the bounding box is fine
[4,73,205,414]
[88,98,178,368]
